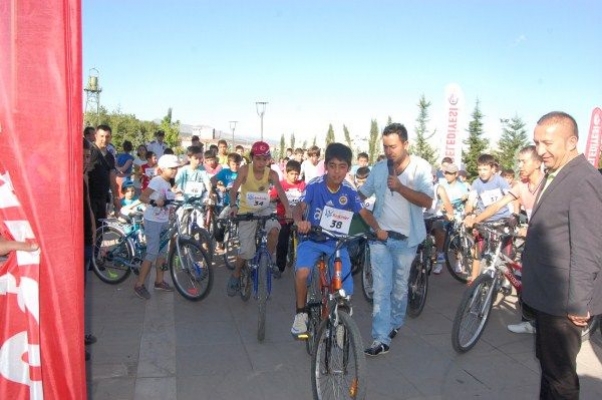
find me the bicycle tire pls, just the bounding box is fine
[306,267,323,355]
[451,273,496,353]
[350,238,365,276]
[240,263,252,302]
[169,238,213,302]
[311,310,367,400]
[286,233,297,270]
[444,231,474,283]
[190,226,214,261]
[91,225,133,284]
[223,223,239,271]
[407,255,429,318]
[257,252,269,342]
[361,245,373,304]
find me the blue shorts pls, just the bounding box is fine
[144,219,169,262]
[295,240,353,295]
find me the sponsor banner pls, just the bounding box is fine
[584,107,602,167]
[442,84,465,165]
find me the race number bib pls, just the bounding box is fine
[185,181,205,196]
[145,167,157,178]
[480,188,503,207]
[246,191,270,210]
[319,205,353,235]
[286,189,303,206]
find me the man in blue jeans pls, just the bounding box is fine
[359,123,433,356]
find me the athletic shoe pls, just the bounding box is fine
[433,263,443,274]
[291,312,308,336]
[226,275,240,297]
[507,321,536,334]
[436,253,446,264]
[154,281,173,292]
[364,341,389,357]
[84,334,97,346]
[134,284,151,300]
[389,327,401,339]
[271,263,282,279]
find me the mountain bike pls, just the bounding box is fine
[177,197,215,261]
[225,213,281,342]
[443,217,474,283]
[407,216,440,318]
[222,216,240,270]
[92,200,213,302]
[299,227,372,400]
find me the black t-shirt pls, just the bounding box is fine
[88,145,116,199]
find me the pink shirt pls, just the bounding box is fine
[509,175,544,219]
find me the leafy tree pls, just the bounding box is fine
[368,119,380,164]
[290,132,296,150]
[462,100,489,180]
[494,116,529,171]
[159,107,181,152]
[410,94,438,165]
[312,135,317,147]
[279,133,286,159]
[325,123,335,146]
[301,139,308,149]
[343,125,352,150]
[387,116,393,126]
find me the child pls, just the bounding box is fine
[300,145,324,183]
[269,160,306,274]
[203,150,222,178]
[211,152,243,215]
[119,181,144,215]
[226,141,292,296]
[140,151,158,190]
[134,154,180,299]
[463,154,511,283]
[175,145,211,202]
[291,143,380,337]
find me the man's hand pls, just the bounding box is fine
[463,214,476,228]
[387,176,402,193]
[296,220,310,234]
[568,313,590,327]
[375,228,388,241]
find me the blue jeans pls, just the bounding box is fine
[369,238,417,346]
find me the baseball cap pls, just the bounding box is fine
[251,141,271,157]
[443,163,459,173]
[158,154,180,169]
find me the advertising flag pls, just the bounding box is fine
[584,107,602,167]
[442,84,465,165]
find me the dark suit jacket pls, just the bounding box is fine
[522,155,602,317]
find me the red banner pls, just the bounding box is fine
[584,107,602,167]
[0,1,85,399]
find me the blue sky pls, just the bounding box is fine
[83,0,601,153]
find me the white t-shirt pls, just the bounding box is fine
[377,171,412,235]
[301,159,324,183]
[144,176,175,223]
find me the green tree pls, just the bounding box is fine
[462,100,489,180]
[343,125,352,150]
[86,106,158,149]
[410,94,438,165]
[387,116,393,126]
[159,107,181,152]
[301,139,308,149]
[368,119,380,164]
[290,132,296,149]
[325,123,335,146]
[312,136,317,147]
[279,133,286,159]
[494,116,529,171]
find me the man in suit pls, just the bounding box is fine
[522,111,602,399]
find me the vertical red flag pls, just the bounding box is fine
[0,1,85,399]
[584,107,602,167]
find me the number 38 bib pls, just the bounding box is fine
[319,205,353,235]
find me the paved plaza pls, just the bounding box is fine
[86,257,602,399]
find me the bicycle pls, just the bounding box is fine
[177,196,215,261]
[407,216,440,318]
[443,216,475,283]
[298,226,371,400]
[224,213,281,342]
[222,215,240,270]
[92,200,213,302]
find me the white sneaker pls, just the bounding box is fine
[433,263,443,275]
[291,312,308,336]
[507,321,535,334]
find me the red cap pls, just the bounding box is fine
[251,141,271,157]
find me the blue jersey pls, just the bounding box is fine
[213,168,238,205]
[301,176,363,229]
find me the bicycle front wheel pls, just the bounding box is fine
[451,273,496,353]
[169,238,213,301]
[311,310,367,400]
[257,253,270,342]
[407,255,429,318]
[92,225,133,284]
[305,266,323,355]
[360,245,373,304]
[190,226,214,262]
[223,223,239,270]
[444,232,474,283]
[286,233,297,270]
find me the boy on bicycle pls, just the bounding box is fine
[291,143,381,337]
[135,154,180,299]
[175,145,212,203]
[226,141,292,296]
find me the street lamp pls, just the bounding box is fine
[255,101,268,141]
[229,120,238,149]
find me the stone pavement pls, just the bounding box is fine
[85,257,602,399]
